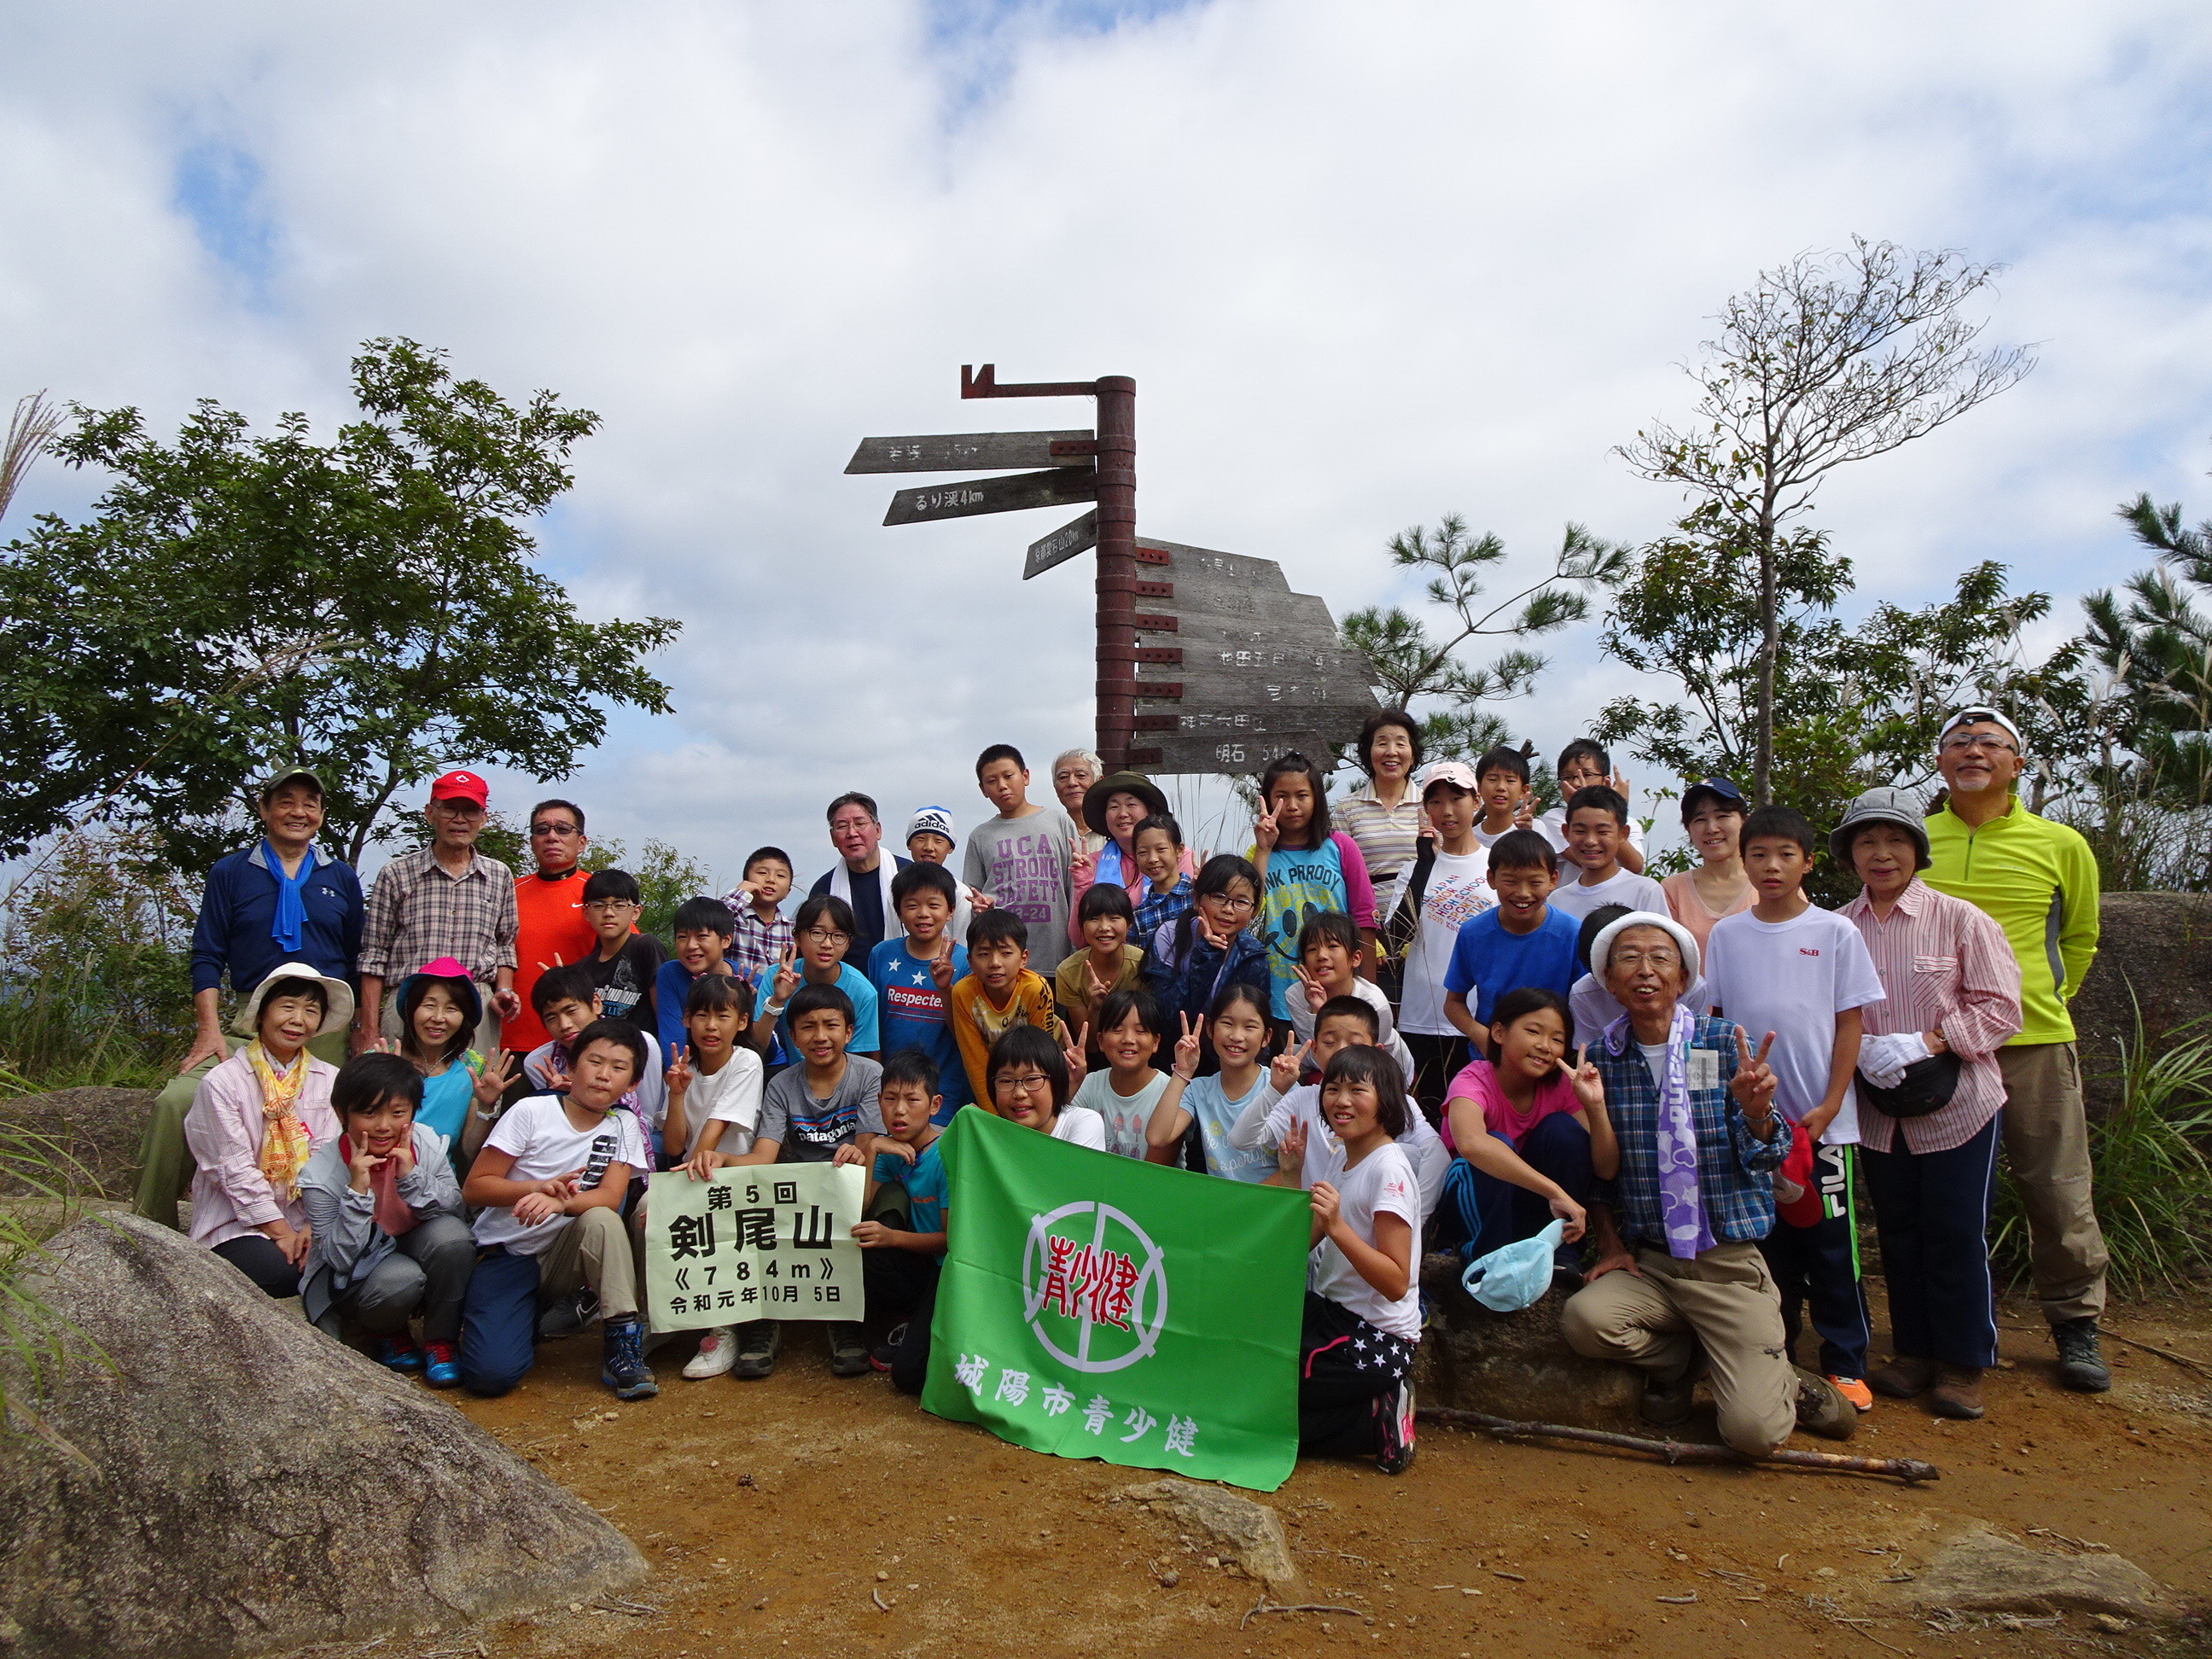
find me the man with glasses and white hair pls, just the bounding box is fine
[1922,706,2110,1392]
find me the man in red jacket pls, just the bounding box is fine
[503,798,602,1067]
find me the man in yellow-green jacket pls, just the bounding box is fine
[1923,707,2109,1393]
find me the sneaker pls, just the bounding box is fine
[684,1326,738,1381]
[869,1321,909,1374]
[538,1287,600,1342]
[732,1319,781,1381]
[1374,1378,1417,1476]
[421,1341,461,1389]
[601,1318,660,1400]
[1930,1363,1986,1420]
[829,1320,872,1377]
[372,1336,423,1372]
[1792,1368,1857,1441]
[1827,1375,1875,1413]
[2052,1318,2111,1393]
[1639,1345,1706,1428]
[1867,1355,1936,1399]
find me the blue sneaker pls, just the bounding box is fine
[601,1318,659,1400]
[373,1336,423,1372]
[421,1340,461,1389]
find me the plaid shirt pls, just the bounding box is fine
[721,896,795,984]
[358,847,517,983]
[1592,1013,1785,1249]
[1132,874,1193,946]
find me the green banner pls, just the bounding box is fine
[922,1109,1309,1492]
[643,1162,864,1330]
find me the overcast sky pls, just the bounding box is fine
[7,1,2212,889]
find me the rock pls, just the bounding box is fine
[2069,893,2212,1110]
[1413,1254,1644,1430]
[1907,1528,2166,1621]
[0,1214,645,1659]
[0,1086,157,1199]
[1116,1478,1299,1585]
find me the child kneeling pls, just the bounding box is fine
[458,1019,655,1400]
[835,1048,948,1393]
[1272,1045,1423,1476]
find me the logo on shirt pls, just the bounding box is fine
[1020,1202,1168,1374]
[1798,948,1821,957]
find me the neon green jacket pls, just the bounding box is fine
[1923,799,2099,1047]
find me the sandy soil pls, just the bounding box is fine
[422,1289,2209,1659]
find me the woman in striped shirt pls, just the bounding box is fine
[1833,789,2023,1423]
[1335,710,1424,894]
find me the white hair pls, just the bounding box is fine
[1052,748,1103,777]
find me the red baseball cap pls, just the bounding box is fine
[429,770,489,806]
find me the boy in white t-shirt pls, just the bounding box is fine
[1537,739,1647,872]
[1549,786,1667,926]
[1378,760,1496,1117]
[458,1019,655,1400]
[1703,804,1886,1412]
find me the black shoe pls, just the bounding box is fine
[869,1321,909,1374]
[2053,1318,2111,1393]
[732,1319,781,1380]
[600,1318,659,1400]
[537,1288,599,1341]
[829,1320,871,1377]
[1374,1378,1417,1476]
[1792,1367,1856,1441]
[1640,1345,1705,1428]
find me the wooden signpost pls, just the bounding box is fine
[847,368,1373,773]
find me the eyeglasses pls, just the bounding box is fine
[802,927,852,945]
[1939,735,2017,755]
[1612,948,1682,969]
[584,899,638,913]
[530,821,581,837]
[993,1074,1053,1095]
[431,799,485,815]
[1202,894,1257,914]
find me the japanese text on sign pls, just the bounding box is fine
[643,1162,865,1330]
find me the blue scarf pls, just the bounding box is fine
[264,839,319,956]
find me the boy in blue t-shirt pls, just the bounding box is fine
[656,896,737,1060]
[748,893,882,1064]
[1442,829,1580,1062]
[867,863,971,1121]
[832,1049,947,1388]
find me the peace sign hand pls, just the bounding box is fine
[1059,1020,1090,1090]
[1172,1012,1203,1081]
[1252,810,1279,853]
[665,1048,693,1097]
[1270,1038,1312,1095]
[1558,1044,1604,1111]
[928,949,957,995]
[771,942,800,1004]
[1069,836,1094,881]
[1292,962,1329,1015]
[1727,1024,1779,1121]
[1278,1119,1308,1179]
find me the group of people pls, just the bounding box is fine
[140,707,2110,1476]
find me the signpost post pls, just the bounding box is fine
[847,367,1372,773]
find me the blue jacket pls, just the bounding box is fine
[1144,917,1271,1033]
[189,842,364,996]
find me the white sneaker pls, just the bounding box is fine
[683,1326,738,1379]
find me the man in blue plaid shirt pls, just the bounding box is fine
[1560,912,1856,1453]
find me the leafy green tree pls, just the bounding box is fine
[1619,238,2034,800]
[0,339,681,873]
[1341,515,1627,762]
[579,835,712,942]
[2097,493,2212,807]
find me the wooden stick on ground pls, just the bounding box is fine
[1417,1407,1941,1483]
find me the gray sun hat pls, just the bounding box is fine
[1828,787,1931,870]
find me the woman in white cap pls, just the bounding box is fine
[1834,787,2023,1420]
[183,962,351,1298]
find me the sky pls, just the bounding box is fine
[6,0,2212,889]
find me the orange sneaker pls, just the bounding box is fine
[1828,1375,1875,1412]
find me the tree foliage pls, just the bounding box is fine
[1341,515,1627,763]
[1619,238,2034,800]
[0,339,681,872]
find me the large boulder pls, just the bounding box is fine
[1905,1526,2168,1621]
[0,1214,645,1659]
[1412,1253,1644,1429]
[2069,893,2212,1109]
[0,1086,156,1199]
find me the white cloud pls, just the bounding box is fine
[5,0,2212,881]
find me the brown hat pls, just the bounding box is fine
[1082,771,1170,841]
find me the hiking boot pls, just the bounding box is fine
[421,1341,461,1389]
[1639,1345,1705,1428]
[601,1318,659,1400]
[1828,1375,1875,1413]
[371,1336,423,1372]
[1930,1363,1986,1420]
[2052,1318,2110,1393]
[829,1320,872,1377]
[538,1287,600,1341]
[1374,1378,1417,1476]
[683,1325,738,1380]
[1793,1368,1857,1441]
[732,1320,781,1380]
[870,1321,909,1374]
[1867,1355,1936,1400]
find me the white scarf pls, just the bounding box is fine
[828,857,899,924]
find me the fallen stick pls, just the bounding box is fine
[1417,1407,1941,1483]
[1239,1598,1366,1630]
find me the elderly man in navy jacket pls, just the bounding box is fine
[132,767,364,1228]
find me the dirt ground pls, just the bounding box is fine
[418,1289,2209,1659]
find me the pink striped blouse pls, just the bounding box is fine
[1838,878,2023,1153]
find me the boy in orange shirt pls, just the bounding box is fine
[950,910,1060,1104]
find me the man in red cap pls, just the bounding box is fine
[354,771,521,1056]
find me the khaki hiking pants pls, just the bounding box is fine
[1996,1042,2109,1324]
[1562,1240,1797,1457]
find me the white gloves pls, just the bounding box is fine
[1859,1032,1931,1090]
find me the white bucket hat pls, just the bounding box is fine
[1588,911,1702,986]
[231,962,355,1039]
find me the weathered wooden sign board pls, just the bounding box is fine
[882,465,1098,527]
[847,431,1095,474]
[1025,510,1099,579]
